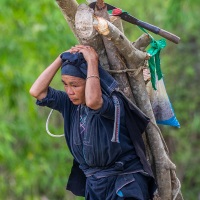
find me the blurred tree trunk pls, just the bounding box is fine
[55,0,183,199]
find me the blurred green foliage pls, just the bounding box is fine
[0,0,199,199]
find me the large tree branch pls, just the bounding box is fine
[93,16,180,200]
[94,3,135,101]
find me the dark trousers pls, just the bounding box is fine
[85,173,150,200]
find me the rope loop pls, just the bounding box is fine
[46,109,64,138]
[106,60,148,78]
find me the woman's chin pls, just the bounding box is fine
[70,99,81,105]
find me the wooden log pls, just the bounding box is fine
[93,3,135,101]
[108,15,156,171]
[75,4,110,69]
[56,1,110,69]
[95,5,148,103]
[132,33,154,169]
[93,16,183,200]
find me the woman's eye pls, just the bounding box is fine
[62,82,67,86]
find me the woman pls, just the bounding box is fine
[30,45,157,200]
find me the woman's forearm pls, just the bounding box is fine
[85,59,103,109]
[66,45,103,110]
[29,55,62,100]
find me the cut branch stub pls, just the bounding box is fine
[75,4,110,70]
[133,33,151,51]
[93,16,110,35]
[75,4,97,40]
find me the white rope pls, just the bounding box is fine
[46,109,64,138]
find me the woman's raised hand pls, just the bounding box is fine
[69,45,98,64]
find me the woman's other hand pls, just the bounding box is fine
[69,45,98,65]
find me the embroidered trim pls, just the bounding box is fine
[111,95,120,143]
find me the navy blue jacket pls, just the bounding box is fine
[65,91,156,197]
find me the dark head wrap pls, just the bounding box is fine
[61,52,86,79]
[60,52,119,96]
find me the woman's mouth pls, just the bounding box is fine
[70,98,78,102]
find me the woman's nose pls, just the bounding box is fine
[66,87,74,95]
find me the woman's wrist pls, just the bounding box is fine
[86,75,100,80]
[87,58,98,66]
[55,55,62,66]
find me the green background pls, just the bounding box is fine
[0,0,199,199]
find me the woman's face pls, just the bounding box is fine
[61,75,86,105]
